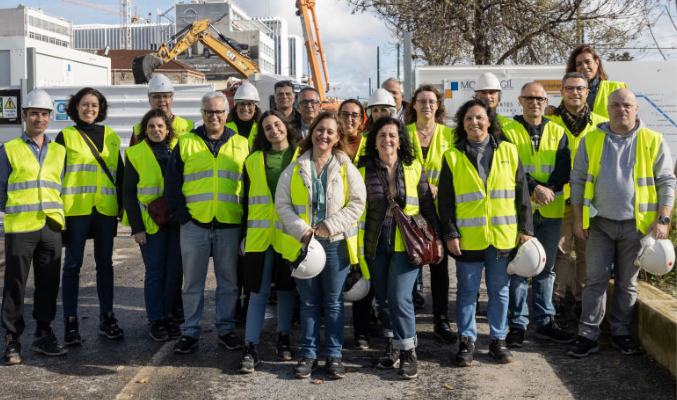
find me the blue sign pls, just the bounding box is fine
[54,100,69,121]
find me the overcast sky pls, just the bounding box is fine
[2,0,676,100]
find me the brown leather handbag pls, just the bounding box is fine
[376,167,439,267]
[147,195,172,228]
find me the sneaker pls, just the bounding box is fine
[535,320,575,344]
[376,338,400,369]
[354,334,369,350]
[149,320,170,342]
[171,308,185,324]
[276,332,293,361]
[553,298,568,329]
[238,343,260,373]
[434,316,458,344]
[488,339,514,364]
[398,349,418,380]
[163,318,182,338]
[173,335,199,354]
[30,328,67,356]
[294,357,318,379]
[413,290,425,309]
[612,335,641,355]
[506,328,525,347]
[64,317,82,346]
[218,332,243,350]
[325,357,346,380]
[455,337,475,367]
[567,336,599,358]
[3,335,22,366]
[99,312,124,340]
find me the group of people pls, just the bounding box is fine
[1,45,675,383]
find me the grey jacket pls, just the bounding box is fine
[570,118,676,221]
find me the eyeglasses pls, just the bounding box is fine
[609,103,637,110]
[563,86,587,93]
[416,99,438,107]
[338,111,362,120]
[150,94,172,100]
[237,102,256,109]
[202,109,226,117]
[521,96,547,104]
[299,100,320,108]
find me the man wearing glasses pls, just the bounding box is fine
[568,89,675,358]
[503,82,574,348]
[548,72,608,327]
[165,91,249,354]
[297,87,322,138]
[129,74,194,147]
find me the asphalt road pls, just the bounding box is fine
[0,224,674,400]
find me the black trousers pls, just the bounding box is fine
[352,286,375,336]
[1,224,62,337]
[428,254,450,318]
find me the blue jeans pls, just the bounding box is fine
[179,223,240,339]
[369,217,419,350]
[244,247,295,344]
[294,238,350,359]
[509,211,562,329]
[456,246,511,341]
[139,222,183,322]
[62,210,118,317]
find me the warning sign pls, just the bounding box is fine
[3,97,17,119]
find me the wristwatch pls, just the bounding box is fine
[657,215,671,225]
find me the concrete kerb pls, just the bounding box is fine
[607,279,677,376]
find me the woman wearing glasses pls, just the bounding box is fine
[226,83,262,149]
[337,99,365,162]
[565,45,627,119]
[402,85,457,344]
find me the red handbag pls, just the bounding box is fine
[147,195,172,228]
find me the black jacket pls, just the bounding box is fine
[438,135,534,262]
[361,157,441,260]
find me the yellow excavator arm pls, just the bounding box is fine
[133,19,260,84]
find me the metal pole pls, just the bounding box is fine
[403,31,412,100]
[377,46,380,88]
[369,77,372,95]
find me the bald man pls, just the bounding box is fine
[568,89,676,358]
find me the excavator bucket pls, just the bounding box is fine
[132,53,165,84]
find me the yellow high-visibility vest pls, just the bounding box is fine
[444,141,520,250]
[4,138,65,233]
[549,112,607,199]
[592,80,627,118]
[503,119,566,218]
[179,132,249,224]
[61,126,120,217]
[406,123,455,188]
[226,121,257,150]
[123,140,166,234]
[582,127,660,234]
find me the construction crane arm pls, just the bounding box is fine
[132,19,260,84]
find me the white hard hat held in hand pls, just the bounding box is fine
[635,234,675,276]
[343,270,370,302]
[290,234,326,279]
[507,237,547,277]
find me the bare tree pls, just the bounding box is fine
[347,0,652,65]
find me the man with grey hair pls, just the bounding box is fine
[297,87,322,138]
[549,72,608,326]
[503,82,573,349]
[166,91,249,354]
[568,88,676,358]
[382,78,408,123]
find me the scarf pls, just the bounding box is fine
[554,102,591,137]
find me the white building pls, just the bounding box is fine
[256,17,290,76]
[288,34,304,81]
[73,23,176,50]
[0,5,72,48]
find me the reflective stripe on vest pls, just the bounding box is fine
[244,151,299,258]
[549,112,608,200]
[133,115,194,149]
[4,138,66,233]
[61,125,120,217]
[406,123,454,188]
[592,80,627,119]
[289,158,365,277]
[226,121,257,150]
[503,120,566,218]
[445,142,520,250]
[582,127,660,234]
[122,140,165,234]
[179,132,249,224]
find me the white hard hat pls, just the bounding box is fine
[234,82,260,103]
[507,238,547,277]
[635,235,675,276]
[343,270,370,302]
[367,88,396,118]
[23,89,53,111]
[475,72,502,92]
[148,74,174,94]
[290,234,326,279]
